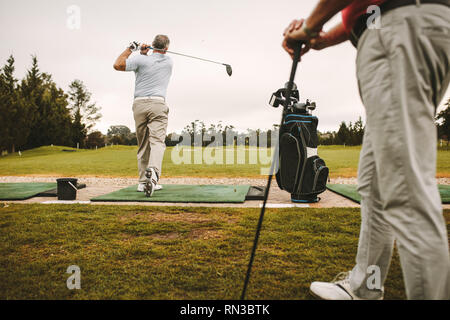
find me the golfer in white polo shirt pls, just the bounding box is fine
[113,35,173,196]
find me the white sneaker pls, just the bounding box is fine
[138,183,161,192]
[309,271,384,300]
[144,167,159,197]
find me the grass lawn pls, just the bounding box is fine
[3,204,448,300]
[0,145,449,178]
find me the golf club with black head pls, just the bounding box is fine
[240,41,304,300]
[141,45,232,76]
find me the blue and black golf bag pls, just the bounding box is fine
[269,84,329,203]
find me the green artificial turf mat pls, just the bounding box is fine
[91,184,251,203]
[0,182,57,200]
[441,185,450,203]
[327,184,450,204]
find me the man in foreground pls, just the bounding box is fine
[113,35,173,196]
[283,0,450,299]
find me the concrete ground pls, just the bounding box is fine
[1,176,449,209]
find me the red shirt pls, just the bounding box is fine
[342,0,387,34]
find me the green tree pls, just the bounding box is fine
[222,125,235,146]
[37,73,73,147]
[127,132,137,145]
[86,131,106,148]
[318,131,335,145]
[436,100,449,142]
[107,125,132,145]
[72,110,87,148]
[20,56,43,149]
[0,55,31,153]
[165,132,180,147]
[21,56,73,149]
[351,117,365,145]
[68,80,102,147]
[107,125,131,137]
[182,120,201,146]
[336,121,350,145]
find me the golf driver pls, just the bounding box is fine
[240,41,304,300]
[141,45,232,76]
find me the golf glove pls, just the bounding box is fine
[128,41,141,52]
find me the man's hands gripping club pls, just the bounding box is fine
[140,43,151,55]
[282,0,353,60]
[113,41,151,71]
[129,41,151,55]
[113,41,140,71]
[128,41,141,52]
[282,19,335,60]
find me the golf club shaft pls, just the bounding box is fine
[144,46,227,66]
[240,42,304,300]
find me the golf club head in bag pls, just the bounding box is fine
[271,85,329,202]
[269,83,300,109]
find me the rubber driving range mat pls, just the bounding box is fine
[91,184,252,203]
[327,184,450,204]
[0,182,57,200]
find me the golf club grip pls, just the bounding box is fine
[240,41,303,300]
[284,42,303,110]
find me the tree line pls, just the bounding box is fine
[318,117,365,146]
[171,118,364,147]
[61,96,450,149]
[0,55,101,154]
[318,101,450,146]
[1,54,448,152]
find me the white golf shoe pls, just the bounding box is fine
[138,183,162,192]
[309,271,384,300]
[144,167,160,197]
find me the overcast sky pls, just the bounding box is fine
[1,0,448,134]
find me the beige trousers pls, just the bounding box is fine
[349,4,450,299]
[132,98,169,183]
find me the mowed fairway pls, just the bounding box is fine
[0,145,449,178]
[5,204,448,299]
[1,146,449,300]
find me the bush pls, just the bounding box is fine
[86,131,105,148]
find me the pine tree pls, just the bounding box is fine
[0,59,11,152]
[0,55,31,153]
[336,121,350,145]
[20,56,44,149]
[72,109,87,147]
[353,116,365,145]
[21,56,73,149]
[68,79,102,133]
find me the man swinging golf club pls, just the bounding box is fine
[113,35,173,196]
[283,0,450,299]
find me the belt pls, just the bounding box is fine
[350,0,450,48]
[135,96,165,102]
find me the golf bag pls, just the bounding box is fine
[269,84,329,203]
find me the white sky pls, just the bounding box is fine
[1,0,448,134]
